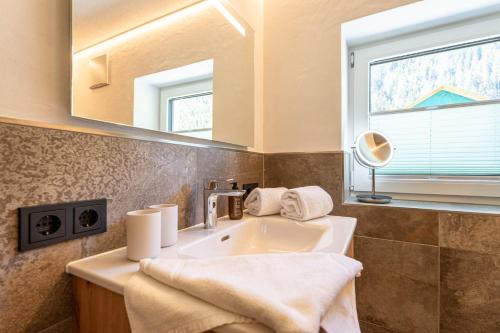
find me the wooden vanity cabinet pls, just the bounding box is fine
[72,276,218,333]
[72,276,131,333]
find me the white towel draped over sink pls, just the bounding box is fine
[124,252,362,333]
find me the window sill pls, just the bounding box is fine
[343,196,500,216]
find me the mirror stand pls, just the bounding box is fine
[356,168,392,204]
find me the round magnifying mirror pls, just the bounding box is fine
[353,131,394,204]
[355,131,394,168]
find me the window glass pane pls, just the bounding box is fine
[370,40,500,113]
[170,93,213,132]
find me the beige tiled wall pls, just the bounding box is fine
[0,122,263,333]
[264,152,500,333]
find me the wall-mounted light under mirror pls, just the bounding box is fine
[71,0,255,147]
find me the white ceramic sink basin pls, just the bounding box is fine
[178,214,355,258]
[65,214,356,296]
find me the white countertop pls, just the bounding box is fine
[66,214,357,295]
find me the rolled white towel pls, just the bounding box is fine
[244,187,288,216]
[280,186,333,221]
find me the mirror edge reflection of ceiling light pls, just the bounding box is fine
[208,0,246,36]
[73,0,246,59]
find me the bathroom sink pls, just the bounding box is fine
[66,214,356,296]
[178,215,354,258]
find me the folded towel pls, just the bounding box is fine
[280,186,333,221]
[244,187,287,216]
[124,252,362,333]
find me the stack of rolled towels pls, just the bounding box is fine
[244,185,333,221]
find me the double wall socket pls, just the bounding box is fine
[18,199,107,251]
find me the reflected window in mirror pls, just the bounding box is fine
[168,91,213,140]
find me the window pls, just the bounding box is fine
[350,14,500,199]
[371,38,500,176]
[168,92,213,139]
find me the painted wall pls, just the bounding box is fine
[262,0,417,153]
[0,0,70,126]
[228,0,264,152]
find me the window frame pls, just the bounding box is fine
[348,13,500,199]
[159,78,213,139]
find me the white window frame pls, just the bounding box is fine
[349,13,500,200]
[159,79,213,132]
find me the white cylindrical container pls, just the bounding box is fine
[149,204,178,247]
[126,209,161,261]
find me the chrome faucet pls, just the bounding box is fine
[203,179,246,229]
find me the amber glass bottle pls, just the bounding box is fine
[228,182,243,220]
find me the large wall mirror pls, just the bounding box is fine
[71,0,255,147]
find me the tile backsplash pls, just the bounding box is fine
[0,122,262,333]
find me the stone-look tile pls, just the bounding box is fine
[0,240,81,333]
[263,152,344,208]
[0,122,261,332]
[440,213,500,255]
[354,236,439,333]
[360,321,398,333]
[81,221,126,258]
[38,317,74,333]
[195,147,263,224]
[263,152,439,245]
[340,205,439,245]
[440,248,500,333]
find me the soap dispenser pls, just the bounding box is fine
[228,182,243,220]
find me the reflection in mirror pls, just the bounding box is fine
[355,131,393,168]
[71,0,255,146]
[134,59,214,140]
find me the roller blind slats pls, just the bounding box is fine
[371,104,500,176]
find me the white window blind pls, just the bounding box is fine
[371,104,500,176]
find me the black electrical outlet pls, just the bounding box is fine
[242,183,259,201]
[19,199,107,252]
[29,210,66,243]
[71,201,106,237]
